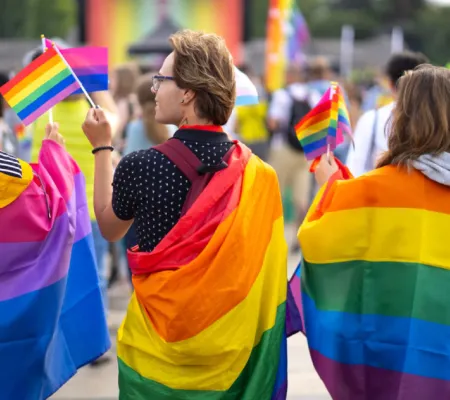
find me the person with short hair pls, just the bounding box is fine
[299,64,450,399]
[346,51,429,177]
[82,30,288,398]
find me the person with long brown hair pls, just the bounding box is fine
[296,64,450,399]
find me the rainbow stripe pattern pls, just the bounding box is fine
[295,82,351,160]
[0,48,80,126]
[118,143,288,399]
[44,39,108,94]
[296,165,450,399]
[0,141,110,399]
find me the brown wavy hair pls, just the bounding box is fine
[377,65,450,168]
[136,74,169,145]
[169,30,236,126]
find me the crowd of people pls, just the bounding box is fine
[1,28,450,399]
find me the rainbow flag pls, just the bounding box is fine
[295,82,351,160]
[0,141,110,399]
[117,143,288,399]
[265,0,293,92]
[295,165,450,399]
[44,38,109,94]
[287,5,310,63]
[0,47,80,126]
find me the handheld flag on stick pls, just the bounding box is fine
[41,35,54,124]
[44,37,109,94]
[0,47,81,126]
[295,81,352,161]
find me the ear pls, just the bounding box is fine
[182,89,196,105]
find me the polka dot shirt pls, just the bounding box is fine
[112,128,234,252]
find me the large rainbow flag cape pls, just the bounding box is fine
[44,38,108,94]
[117,143,288,399]
[292,163,450,399]
[295,81,351,161]
[0,140,110,399]
[0,47,81,126]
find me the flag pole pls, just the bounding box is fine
[41,35,54,124]
[51,42,96,108]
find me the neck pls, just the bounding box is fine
[178,113,214,128]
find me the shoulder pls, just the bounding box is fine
[116,148,158,173]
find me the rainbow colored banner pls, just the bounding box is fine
[118,143,288,399]
[0,141,110,399]
[296,166,450,399]
[0,48,80,126]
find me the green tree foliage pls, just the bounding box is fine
[0,0,76,39]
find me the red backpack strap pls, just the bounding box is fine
[153,139,203,183]
[153,139,236,216]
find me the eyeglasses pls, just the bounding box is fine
[152,75,175,92]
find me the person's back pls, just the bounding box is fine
[82,30,289,399]
[297,65,450,400]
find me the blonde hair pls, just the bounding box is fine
[377,64,450,168]
[169,30,236,126]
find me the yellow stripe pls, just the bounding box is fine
[299,207,450,269]
[117,216,287,391]
[300,119,330,137]
[7,60,67,106]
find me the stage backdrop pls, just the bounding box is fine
[86,0,243,66]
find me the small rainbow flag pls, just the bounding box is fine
[295,82,352,160]
[0,47,80,126]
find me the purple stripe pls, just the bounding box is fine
[272,381,287,400]
[305,145,328,160]
[310,349,450,400]
[0,173,90,301]
[22,82,79,125]
[73,66,108,76]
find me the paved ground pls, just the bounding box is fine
[52,227,331,400]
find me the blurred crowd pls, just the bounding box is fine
[0,42,423,325]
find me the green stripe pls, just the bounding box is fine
[300,129,327,145]
[303,259,450,325]
[118,302,286,400]
[13,69,71,113]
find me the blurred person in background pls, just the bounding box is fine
[234,65,271,160]
[346,51,429,177]
[307,56,333,96]
[267,65,321,251]
[28,46,119,365]
[110,63,141,152]
[0,72,18,155]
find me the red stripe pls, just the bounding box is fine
[296,100,332,130]
[127,143,251,275]
[0,48,58,95]
[178,125,224,132]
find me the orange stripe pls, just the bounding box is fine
[4,55,62,100]
[132,157,283,342]
[322,165,450,215]
[296,110,330,131]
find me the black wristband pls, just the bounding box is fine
[92,146,114,154]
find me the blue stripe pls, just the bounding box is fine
[338,114,350,124]
[303,292,450,381]
[17,75,76,120]
[73,73,109,94]
[0,235,109,399]
[302,136,327,152]
[236,94,259,106]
